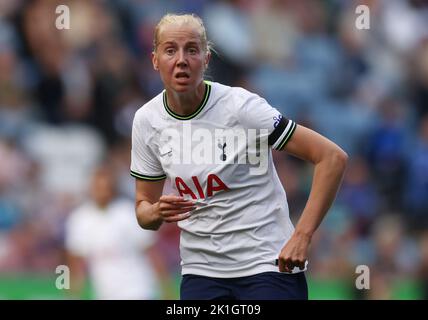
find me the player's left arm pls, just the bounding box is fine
[278,124,348,273]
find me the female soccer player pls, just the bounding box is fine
[131,13,348,300]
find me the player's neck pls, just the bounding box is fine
[166,81,205,116]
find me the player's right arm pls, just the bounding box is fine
[135,179,196,230]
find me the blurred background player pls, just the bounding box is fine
[64,164,172,299]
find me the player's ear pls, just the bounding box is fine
[204,51,211,70]
[152,51,159,71]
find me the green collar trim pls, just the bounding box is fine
[163,81,211,120]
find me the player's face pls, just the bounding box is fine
[152,23,209,93]
[90,174,115,208]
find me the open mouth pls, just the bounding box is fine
[175,72,190,79]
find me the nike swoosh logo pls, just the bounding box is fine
[160,150,172,157]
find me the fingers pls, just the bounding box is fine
[159,194,184,202]
[160,194,193,205]
[159,205,196,222]
[278,257,306,273]
[158,195,196,223]
[277,234,310,273]
[160,202,195,211]
[161,206,195,217]
[163,212,192,223]
[160,196,194,208]
[278,258,292,273]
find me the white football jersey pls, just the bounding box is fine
[131,81,304,278]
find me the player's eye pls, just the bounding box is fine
[188,47,198,55]
[165,48,176,55]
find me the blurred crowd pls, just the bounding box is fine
[1,0,428,299]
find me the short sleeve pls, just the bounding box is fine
[130,111,166,181]
[237,91,297,150]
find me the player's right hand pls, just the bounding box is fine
[154,194,196,223]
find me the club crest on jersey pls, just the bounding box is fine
[217,139,227,161]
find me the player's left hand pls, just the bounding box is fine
[277,231,311,273]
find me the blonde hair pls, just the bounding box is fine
[153,13,212,53]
